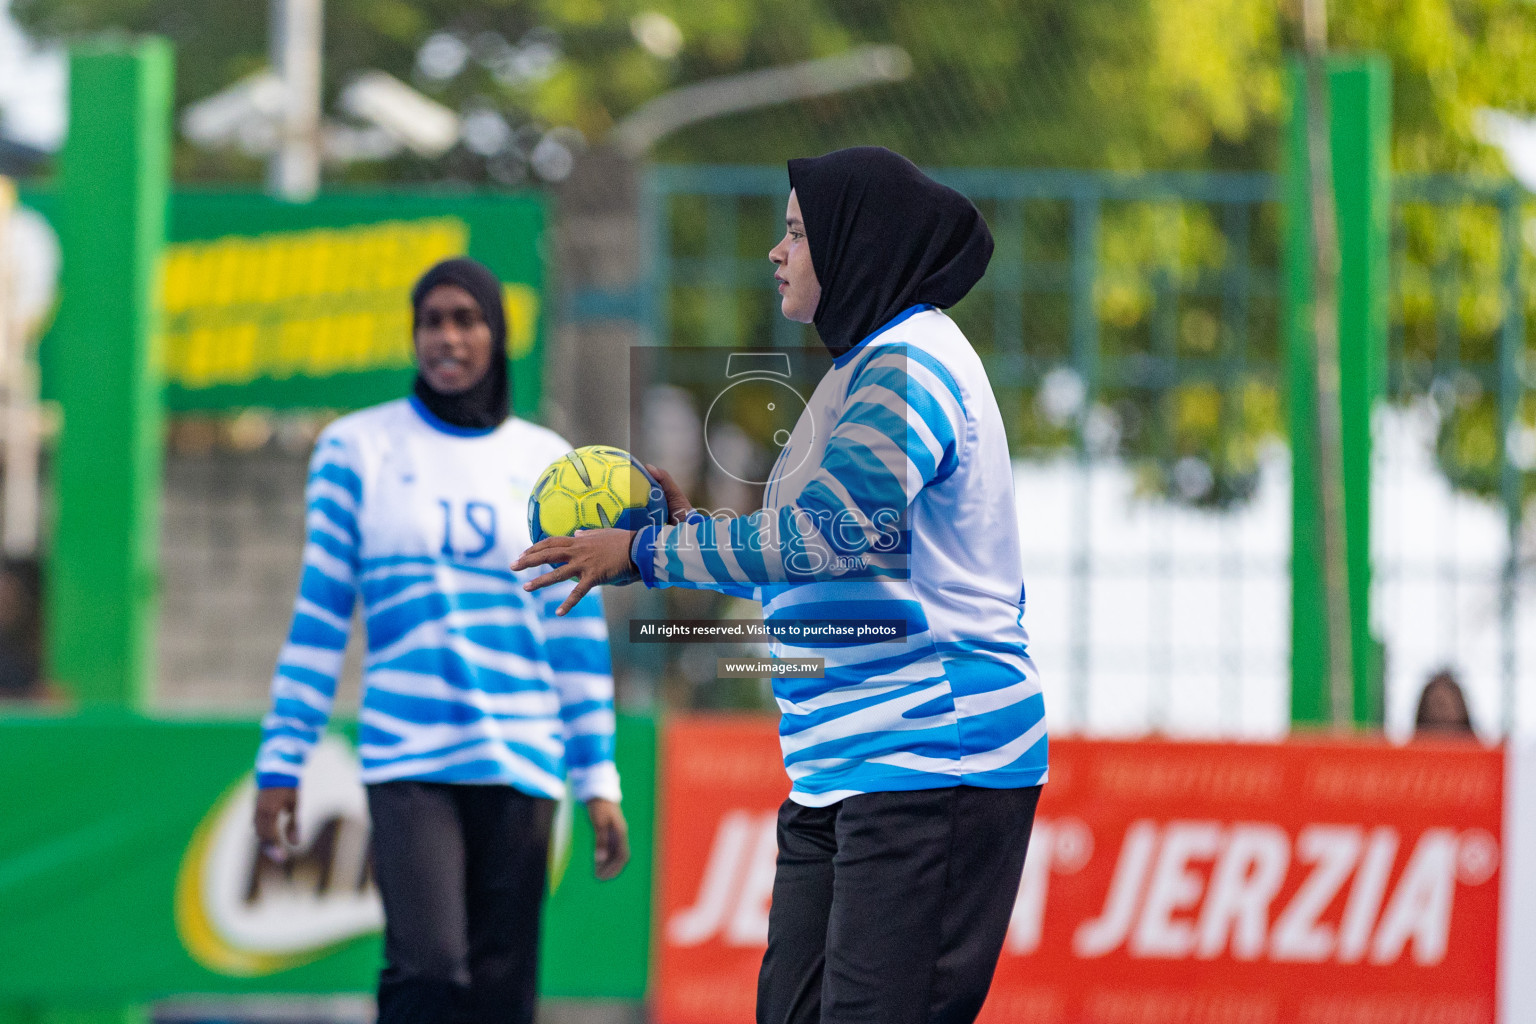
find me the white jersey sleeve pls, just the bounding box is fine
[255,427,361,787]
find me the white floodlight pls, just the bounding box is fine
[339,71,460,157]
[1474,109,1536,194]
[181,71,286,150]
[320,122,403,164]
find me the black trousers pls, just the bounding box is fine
[366,781,555,1024]
[758,784,1041,1024]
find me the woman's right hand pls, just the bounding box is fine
[254,786,300,857]
[645,464,694,524]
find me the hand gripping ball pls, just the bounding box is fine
[527,445,669,544]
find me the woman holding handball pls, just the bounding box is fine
[517,147,1046,1024]
[253,257,628,1024]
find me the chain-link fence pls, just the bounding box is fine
[129,166,1536,743]
[639,165,1536,740]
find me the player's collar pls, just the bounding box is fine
[408,394,501,437]
[831,304,934,369]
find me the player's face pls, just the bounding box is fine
[414,283,494,395]
[769,190,821,324]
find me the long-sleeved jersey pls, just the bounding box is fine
[255,396,621,803]
[633,305,1046,806]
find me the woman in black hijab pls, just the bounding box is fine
[409,256,511,428]
[255,257,629,1024]
[519,149,1045,1024]
[784,146,995,355]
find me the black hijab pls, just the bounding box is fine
[410,257,510,430]
[787,147,994,358]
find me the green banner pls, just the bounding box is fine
[0,712,652,1002]
[18,189,547,415]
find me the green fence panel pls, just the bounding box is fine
[540,716,656,999]
[0,713,654,1003]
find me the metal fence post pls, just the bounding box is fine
[1498,185,1525,734]
[1285,55,1391,729]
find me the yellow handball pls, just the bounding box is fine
[527,445,668,543]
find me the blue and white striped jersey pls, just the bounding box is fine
[255,397,621,803]
[633,305,1046,806]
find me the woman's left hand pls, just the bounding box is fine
[586,798,630,881]
[512,529,637,615]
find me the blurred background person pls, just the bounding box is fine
[1413,667,1476,738]
[253,257,628,1024]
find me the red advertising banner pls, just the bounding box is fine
[657,718,1504,1024]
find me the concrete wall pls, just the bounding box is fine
[155,444,365,713]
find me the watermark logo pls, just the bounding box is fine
[703,353,814,486]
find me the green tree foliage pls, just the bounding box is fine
[16,0,1536,506]
[17,0,1536,175]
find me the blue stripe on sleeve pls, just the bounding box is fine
[299,566,356,616]
[312,460,363,501]
[306,527,357,563]
[730,513,771,581]
[312,496,360,541]
[290,613,349,649]
[256,430,360,789]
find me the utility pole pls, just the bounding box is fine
[269,0,322,201]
